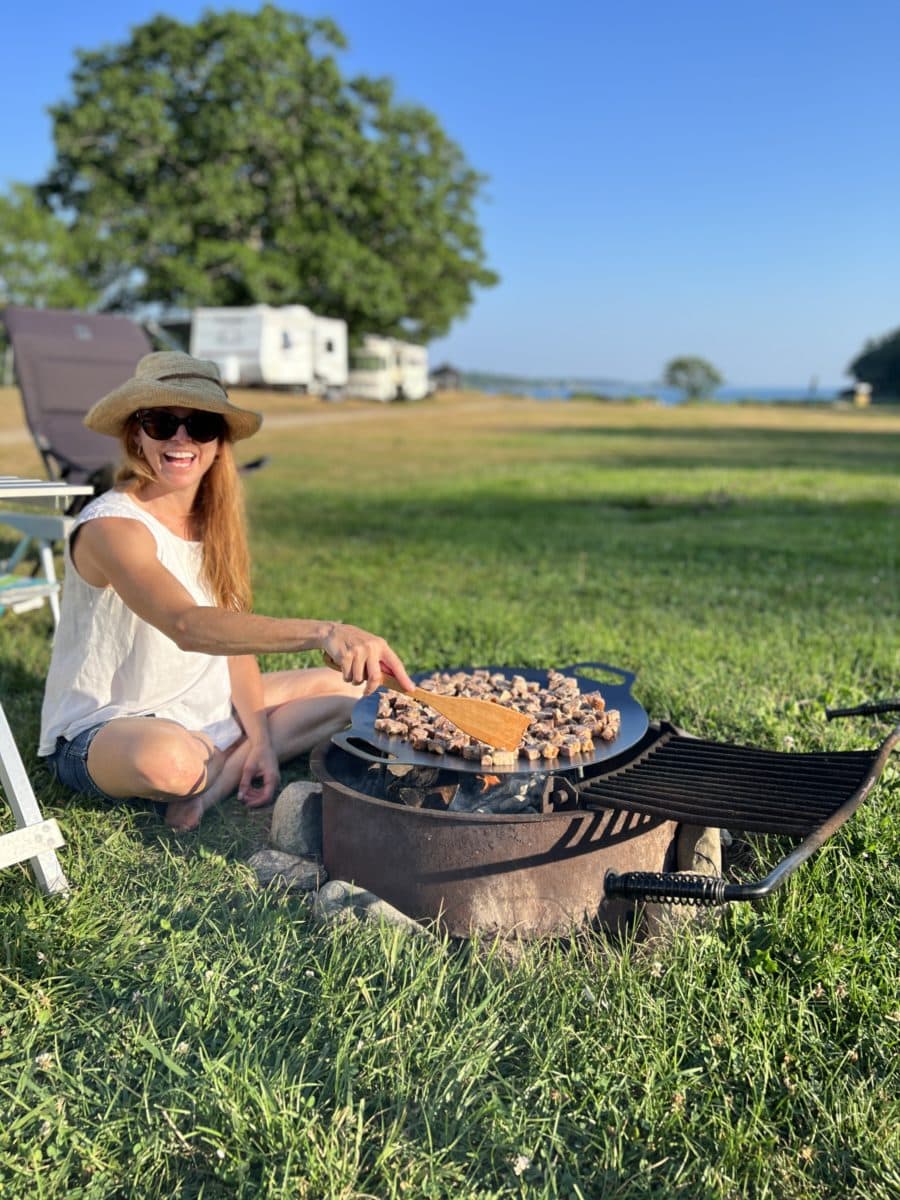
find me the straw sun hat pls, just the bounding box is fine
[84,351,263,442]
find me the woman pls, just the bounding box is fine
[39,351,413,831]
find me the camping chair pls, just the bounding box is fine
[3,306,157,504]
[3,305,269,496]
[0,307,266,625]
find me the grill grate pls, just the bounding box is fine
[579,724,882,835]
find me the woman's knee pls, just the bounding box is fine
[132,728,221,799]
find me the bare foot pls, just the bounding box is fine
[164,792,220,831]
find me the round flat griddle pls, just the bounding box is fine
[331,662,650,775]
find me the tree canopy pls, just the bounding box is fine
[0,184,100,309]
[37,5,498,341]
[848,327,900,402]
[662,355,724,400]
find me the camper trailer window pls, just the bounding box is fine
[351,354,387,370]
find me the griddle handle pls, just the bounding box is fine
[564,662,637,691]
[330,729,397,764]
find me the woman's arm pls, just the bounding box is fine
[74,517,413,691]
[228,654,280,806]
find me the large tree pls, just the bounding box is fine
[38,5,498,340]
[662,355,724,401]
[848,327,900,402]
[0,184,100,309]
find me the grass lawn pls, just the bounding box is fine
[0,390,897,1198]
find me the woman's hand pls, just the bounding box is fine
[322,623,414,694]
[237,739,281,808]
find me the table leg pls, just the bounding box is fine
[38,540,61,628]
[0,703,68,895]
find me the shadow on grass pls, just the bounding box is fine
[513,424,900,473]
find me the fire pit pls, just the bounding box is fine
[311,664,680,937]
[309,666,899,937]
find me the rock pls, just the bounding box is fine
[642,826,723,939]
[270,781,323,857]
[247,848,325,892]
[676,825,723,875]
[313,880,432,936]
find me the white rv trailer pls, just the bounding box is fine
[189,304,348,395]
[347,334,429,402]
[310,313,349,392]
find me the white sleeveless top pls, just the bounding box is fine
[39,490,242,756]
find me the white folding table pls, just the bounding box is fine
[0,476,92,626]
[0,477,93,894]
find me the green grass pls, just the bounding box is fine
[0,395,898,1198]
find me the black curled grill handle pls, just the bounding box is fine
[826,699,900,720]
[605,871,727,907]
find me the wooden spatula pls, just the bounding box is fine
[326,657,531,750]
[379,670,532,751]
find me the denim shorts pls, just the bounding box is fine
[46,722,124,804]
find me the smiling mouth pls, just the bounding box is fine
[163,451,197,464]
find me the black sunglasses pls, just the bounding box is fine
[135,409,225,443]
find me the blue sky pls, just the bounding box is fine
[2,1,899,387]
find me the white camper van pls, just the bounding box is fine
[347,335,429,402]
[190,305,348,395]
